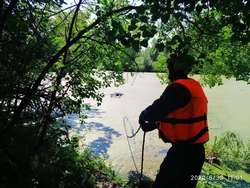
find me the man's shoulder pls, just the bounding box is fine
[167,80,190,92]
[163,81,191,99]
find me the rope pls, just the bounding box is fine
[123,116,140,172]
[139,132,146,185]
[123,116,141,138]
[122,116,146,186]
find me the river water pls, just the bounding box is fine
[65,73,250,179]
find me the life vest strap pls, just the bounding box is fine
[187,126,208,143]
[174,126,209,144]
[162,114,207,125]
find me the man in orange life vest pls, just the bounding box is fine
[139,53,209,188]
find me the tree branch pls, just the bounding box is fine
[82,35,135,59]
[34,0,83,151]
[5,4,142,133]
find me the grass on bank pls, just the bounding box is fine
[76,131,250,188]
[61,131,250,188]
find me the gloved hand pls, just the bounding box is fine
[140,121,157,132]
[139,110,147,125]
[139,110,157,132]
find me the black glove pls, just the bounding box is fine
[139,110,147,125]
[140,121,157,132]
[139,110,157,132]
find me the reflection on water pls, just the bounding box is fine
[159,149,168,156]
[87,122,121,156]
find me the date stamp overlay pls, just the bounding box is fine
[190,174,243,182]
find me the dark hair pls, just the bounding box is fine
[167,53,196,74]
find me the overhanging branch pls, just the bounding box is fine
[7,4,143,131]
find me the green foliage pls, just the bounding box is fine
[0,1,133,187]
[153,52,167,72]
[205,131,250,172]
[141,2,250,86]
[0,1,57,115]
[153,20,250,86]
[197,162,250,188]
[134,40,169,72]
[124,132,250,188]
[0,123,127,188]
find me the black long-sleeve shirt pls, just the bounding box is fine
[142,77,191,122]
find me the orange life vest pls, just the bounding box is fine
[158,78,209,144]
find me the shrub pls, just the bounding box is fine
[0,124,126,188]
[205,131,250,171]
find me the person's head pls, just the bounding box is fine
[167,53,196,81]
